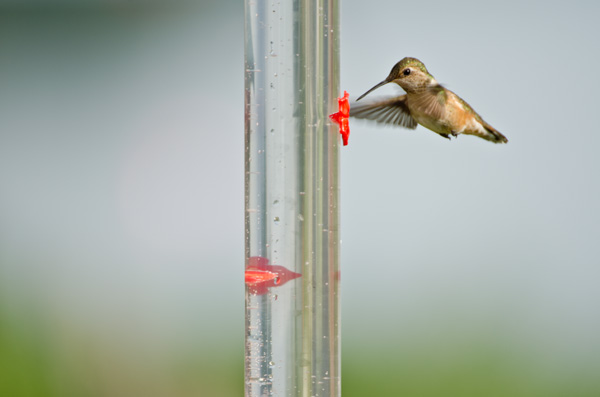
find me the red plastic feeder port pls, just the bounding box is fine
[329,91,350,146]
[245,256,302,295]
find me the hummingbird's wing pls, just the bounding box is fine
[408,85,447,121]
[349,95,417,129]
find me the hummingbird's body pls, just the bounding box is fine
[351,57,508,143]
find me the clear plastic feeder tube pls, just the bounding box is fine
[244,0,340,395]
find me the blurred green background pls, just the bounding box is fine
[1,0,600,396]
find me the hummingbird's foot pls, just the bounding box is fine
[451,131,459,138]
[440,133,451,140]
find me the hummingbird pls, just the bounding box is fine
[350,57,508,143]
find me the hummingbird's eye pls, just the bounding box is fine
[403,68,411,76]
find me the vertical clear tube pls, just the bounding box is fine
[244,0,340,395]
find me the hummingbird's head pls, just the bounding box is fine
[357,57,436,100]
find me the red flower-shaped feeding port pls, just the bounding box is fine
[245,256,302,295]
[329,91,350,146]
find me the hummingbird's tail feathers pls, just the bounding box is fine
[461,121,508,143]
[482,122,508,144]
[349,96,418,129]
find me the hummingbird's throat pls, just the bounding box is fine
[398,77,438,93]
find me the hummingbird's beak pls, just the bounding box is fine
[356,80,389,101]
